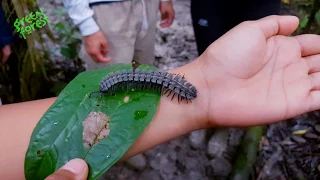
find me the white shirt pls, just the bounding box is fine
[63,0,170,36]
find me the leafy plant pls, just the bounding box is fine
[294,0,320,34]
[48,7,84,96]
[230,126,263,180]
[0,0,57,104]
[24,64,161,180]
[50,7,82,60]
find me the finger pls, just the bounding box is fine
[96,53,111,62]
[295,34,320,57]
[160,15,172,28]
[160,21,169,28]
[100,41,109,56]
[88,52,100,63]
[306,54,320,74]
[45,158,88,180]
[308,91,320,112]
[160,14,168,27]
[167,11,174,26]
[252,15,299,39]
[309,72,320,91]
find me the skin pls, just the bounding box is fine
[159,0,175,28]
[1,45,11,63]
[1,15,320,180]
[85,1,175,63]
[83,30,111,63]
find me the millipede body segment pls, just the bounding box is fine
[94,68,197,103]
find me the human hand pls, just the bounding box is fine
[190,15,320,127]
[1,45,11,63]
[84,30,111,63]
[159,0,175,28]
[44,158,88,180]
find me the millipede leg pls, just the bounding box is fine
[163,88,170,96]
[166,90,173,97]
[171,93,176,101]
[148,83,151,91]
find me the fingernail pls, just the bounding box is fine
[61,158,87,175]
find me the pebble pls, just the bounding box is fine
[125,154,147,171]
[304,132,319,139]
[139,170,161,180]
[211,157,232,177]
[207,129,229,158]
[291,135,307,143]
[314,124,320,133]
[188,170,204,180]
[189,129,206,149]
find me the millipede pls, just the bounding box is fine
[89,65,197,104]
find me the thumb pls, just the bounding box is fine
[45,158,88,180]
[252,15,299,39]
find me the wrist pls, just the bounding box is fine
[123,60,209,159]
[167,58,211,129]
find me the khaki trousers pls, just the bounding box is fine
[80,0,160,70]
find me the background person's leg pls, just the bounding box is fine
[133,0,160,66]
[225,0,280,31]
[190,0,228,56]
[79,1,141,71]
[242,0,280,20]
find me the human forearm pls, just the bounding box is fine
[0,98,57,180]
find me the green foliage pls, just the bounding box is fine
[0,1,57,103]
[230,126,263,180]
[294,0,320,35]
[0,3,85,103]
[300,17,309,28]
[50,7,82,61]
[24,64,161,180]
[315,9,320,24]
[46,7,84,96]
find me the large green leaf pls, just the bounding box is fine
[24,63,161,180]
